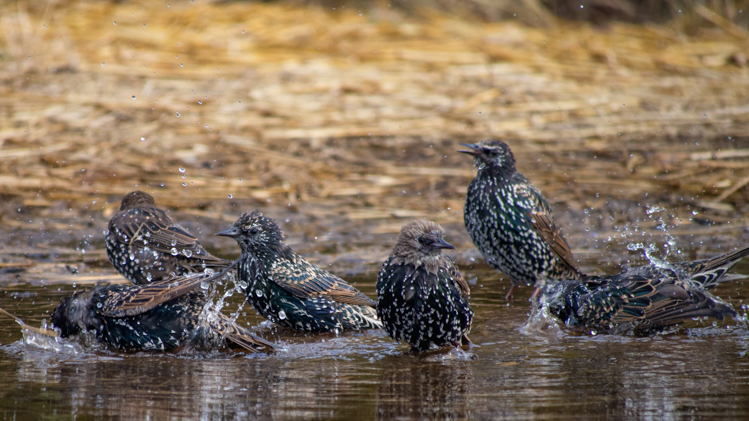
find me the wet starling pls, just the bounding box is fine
[50,273,277,352]
[376,220,473,352]
[541,245,749,335]
[460,140,582,300]
[216,210,382,333]
[106,191,232,284]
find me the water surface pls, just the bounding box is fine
[2,256,749,419]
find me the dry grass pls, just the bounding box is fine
[1,0,748,281]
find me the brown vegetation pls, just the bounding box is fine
[1,0,748,282]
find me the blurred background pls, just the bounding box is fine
[1,0,748,281]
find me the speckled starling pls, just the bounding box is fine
[460,140,582,300]
[376,220,473,352]
[216,210,382,333]
[51,273,277,352]
[106,191,232,284]
[541,245,749,335]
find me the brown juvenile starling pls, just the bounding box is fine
[460,140,582,300]
[216,210,382,333]
[50,272,278,352]
[376,220,473,352]
[542,245,749,334]
[106,191,231,284]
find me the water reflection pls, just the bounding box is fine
[376,356,474,419]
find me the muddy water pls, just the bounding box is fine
[2,257,749,419]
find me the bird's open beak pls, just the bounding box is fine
[458,143,481,156]
[431,238,456,250]
[215,227,240,238]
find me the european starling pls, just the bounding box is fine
[460,140,581,300]
[50,273,277,352]
[541,245,749,335]
[106,191,232,284]
[376,220,473,352]
[216,210,382,333]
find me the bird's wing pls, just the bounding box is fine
[99,268,233,317]
[213,313,278,352]
[110,207,231,269]
[445,257,470,298]
[267,254,376,307]
[513,177,581,276]
[574,276,659,327]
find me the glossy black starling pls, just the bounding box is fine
[50,273,277,352]
[541,245,749,335]
[216,210,382,333]
[376,220,473,352]
[106,191,232,284]
[460,140,582,300]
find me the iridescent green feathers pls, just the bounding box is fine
[218,210,381,332]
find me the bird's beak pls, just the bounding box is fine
[431,238,456,250]
[215,227,240,238]
[458,143,481,156]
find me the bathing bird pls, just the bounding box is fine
[216,210,381,333]
[460,140,581,300]
[51,272,277,352]
[376,220,472,352]
[106,190,232,284]
[541,245,749,334]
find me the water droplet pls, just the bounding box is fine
[178,167,185,173]
[228,194,233,199]
[182,249,192,258]
[198,100,203,105]
[176,112,180,117]
[129,252,135,260]
[278,310,287,320]
[146,273,153,282]
[131,96,136,100]
[255,290,263,297]
[180,63,184,68]
[201,281,210,290]
[113,21,117,25]
[97,302,103,308]
[101,62,106,66]
[238,281,248,289]
[170,247,178,256]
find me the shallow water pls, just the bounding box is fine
[2,256,749,419]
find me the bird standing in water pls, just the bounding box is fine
[376,220,472,352]
[541,245,749,334]
[216,210,381,333]
[460,140,581,300]
[50,273,277,352]
[106,191,232,284]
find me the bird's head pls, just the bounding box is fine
[458,140,516,172]
[216,210,285,252]
[119,190,156,211]
[392,219,455,266]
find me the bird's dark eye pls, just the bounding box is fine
[249,226,260,235]
[417,237,432,246]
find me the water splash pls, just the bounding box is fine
[620,205,683,268]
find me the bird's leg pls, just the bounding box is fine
[505,285,519,301]
[529,287,542,301]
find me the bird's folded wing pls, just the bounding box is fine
[268,257,376,307]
